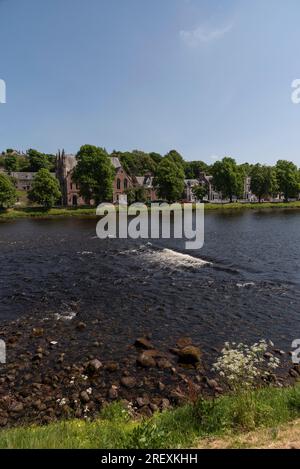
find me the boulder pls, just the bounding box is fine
[120,376,136,389]
[136,352,156,368]
[86,359,103,374]
[108,385,119,400]
[80,391,90,403]
[176,337,193,349]
[134,337,154,350]
[177,345,202,365]
[156,358,172,369]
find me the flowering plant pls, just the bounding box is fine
[212,340,280,391]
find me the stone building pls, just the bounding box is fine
[11,171,56,191]
[56,152,133,206]
[134,174,157,201]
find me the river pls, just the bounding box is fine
[0,209,300,363]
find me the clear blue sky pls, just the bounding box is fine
[1,0,300,165]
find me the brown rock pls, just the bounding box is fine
[136,396,150,408]
[10,402,24,413]
[32,353,43,361]
[177,345,202,365]
[32,327,44,337]
[158,381,165,392]
[160,398,171,410]
[139,406,152,417]
[289,368,299,378]
[134,337,154,350]
[76,322,87,331]
[156,358,172,369]
[206,379,219,390]
[108,385,119,400]
[120,376,136,389]
[137,352,156,368]
[176,337,193,349]
[80,391,90,403]
[105,361,119,372]
[87,359,103,374]
[0,417,8,427]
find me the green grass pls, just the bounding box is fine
[1,385,300,449]
[1,201,300,220]
[0,206,97,220]
[203,201,300,210]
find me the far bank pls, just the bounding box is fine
[1,201,300,220]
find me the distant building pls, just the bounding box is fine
[184,173,255,202]
[183,179,199,202]
[134,174,158,201]
[11,171,56,191]
[56,152,133,206]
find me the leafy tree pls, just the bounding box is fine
[192,184,208,201]
[4,154,19,173]
[0,173,17,209]
[211,157,244,202]
[164,150,185,169]
[154,157,185,202]
[250,164,277,202]
[185,160,209,179]
[125,186,148,204]
[28,169,61,209]
[27,149,51,172]
[114,150,158,176]
[275,160,300,201]
[149,152,163,165]
[73,145,115,204]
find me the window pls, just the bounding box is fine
[124,179,128,189]
[117,178,121,190]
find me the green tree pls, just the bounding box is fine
[192,184,208,201]
[154,157,185,202]
[27,149,51,172]
[4,154,19,173]
[149,152,163,165]
[28,169,61,209]
[125,186,147,204]
[73,145,115,204]
[164,150,185,169]
[0,173,17,209]
[185,160,209,178]
[275,160,300,202]
[114,150,158,176]
[250,164,277,202]
[211,157,244,202]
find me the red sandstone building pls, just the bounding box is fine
[56,152,135,206]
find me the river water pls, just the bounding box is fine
[0,209,300,362]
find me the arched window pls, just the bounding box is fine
[124,179,128,189]
[117,178,121,190]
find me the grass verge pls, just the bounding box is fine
[1,385,300,449]
[1,201,300,220]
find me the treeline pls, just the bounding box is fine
[0,149,56,172]
[1,146,300,209]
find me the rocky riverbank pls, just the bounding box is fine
[0,312,299,429]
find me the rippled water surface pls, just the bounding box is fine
[0,210,300,359]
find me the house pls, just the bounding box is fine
[134,174,158,201]
[10,171,56,191]
[56,152,133,206]
[183,179,200,202]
